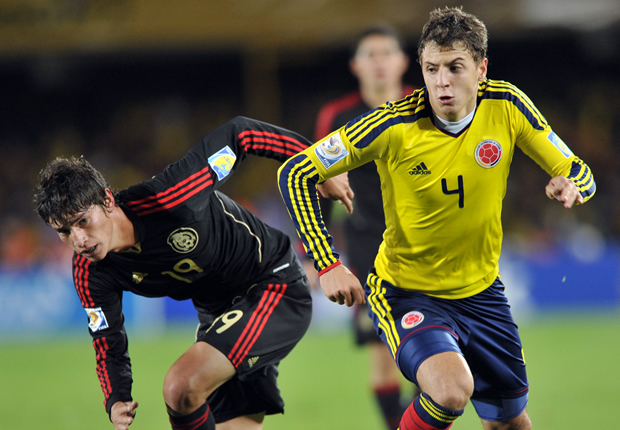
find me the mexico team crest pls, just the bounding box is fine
[167,228,199,253]
[475,140,502,168]
[315,134,349,169]
[401,311,424,329]
[208,146,237,180]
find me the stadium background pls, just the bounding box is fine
[0,0,618,428]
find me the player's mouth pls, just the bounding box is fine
[438,95,454,105]
[80,245,98,258]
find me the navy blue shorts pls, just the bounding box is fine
[364,273,529,422]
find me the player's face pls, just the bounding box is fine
[350,34,409,92]
[420,42,487,122]
[50,204,114,262]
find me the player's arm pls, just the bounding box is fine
[225,116,354,209]
[277,125,386,305]
[73,257,134,423]
[88,305,134,422]
[512,90,596,207]
[152,116,352,208]
[518,129,595,208]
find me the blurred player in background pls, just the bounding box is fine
[279,7,596,430]
[33,117,352,430]
[313,24,416,430]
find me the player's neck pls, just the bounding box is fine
[361,84,404,109]
[111,209,139,252]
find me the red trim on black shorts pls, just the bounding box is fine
[228,283,288,368]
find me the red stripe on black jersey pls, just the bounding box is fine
[74,255,94,308]
[238,130,309,156]
[228,283,287,367]
[94,337,112,402]
[126,166,213,216]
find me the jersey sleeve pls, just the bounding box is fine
[73,254,132,417]
[278,106,390,273]
[510,88,596,202]
[195,116,312,179]
[124,116,313,215]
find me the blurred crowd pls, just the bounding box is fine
[1,35,619,272]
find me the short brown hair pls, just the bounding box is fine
[417,7,488,64]
[34,156,111,226]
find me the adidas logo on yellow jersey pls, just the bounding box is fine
[408,162,431,175]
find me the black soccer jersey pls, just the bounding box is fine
[72,116,311,414]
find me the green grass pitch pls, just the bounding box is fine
[1,312,618,429]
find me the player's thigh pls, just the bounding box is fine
[464,280,529,422]
[164,342,236,402]
[365,274,463,383]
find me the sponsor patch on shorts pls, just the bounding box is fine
[208,146,237,180]
[86,307,109,332]
[315,134,349,169]
[401,311,424,329]
[547,131,573,158]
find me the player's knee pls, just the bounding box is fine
[425,366,473,411]
[434,383,472,411]
[163,372,205,414]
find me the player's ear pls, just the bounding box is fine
[478,58,488,81]
[104,188,115,211]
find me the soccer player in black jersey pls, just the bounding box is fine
[33,116,353,430]
[313,24,415,430]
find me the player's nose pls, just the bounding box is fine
[436,67,450,87]
[72,229,89,248]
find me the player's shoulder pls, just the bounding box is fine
[347,88,428,130]
[478,78,532,102]
[478,78,548,129]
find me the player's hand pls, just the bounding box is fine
[111,400,139,430]
[319,264,366,306]
[317,173,355,214]
[545,176,583,209]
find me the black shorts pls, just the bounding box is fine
[345,222,384,347]
[193,276,312,423]
[353,302,383,345]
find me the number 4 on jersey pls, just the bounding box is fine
[442,175,464,208]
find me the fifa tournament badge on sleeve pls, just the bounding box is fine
[315,134,349,169]
[86,307,109,332]
[208,146,237,180]
[547,131,573,158]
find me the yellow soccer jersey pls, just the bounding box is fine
[278,79,595,299]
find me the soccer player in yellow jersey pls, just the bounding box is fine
[278,6,595,430]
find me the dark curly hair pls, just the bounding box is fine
[417,6,488,64]
[34,156,111,226]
